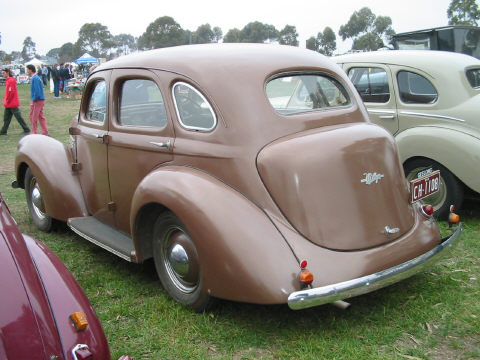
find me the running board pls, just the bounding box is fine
[67,216,136,262]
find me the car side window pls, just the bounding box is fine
[86,80,106,123]
[466,68,480,88]
[397,71,438,104]
[347,67,390,103]
[172,82,216,131]
[119,79,167,128]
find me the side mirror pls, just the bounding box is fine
[69,126,82,136]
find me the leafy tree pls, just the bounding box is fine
[75,23,115,58]
[0,50,6,63]
[114,34,137,56]
[213,27,223,42]
[21,36,36,60]
[191,24,216,44]
[279,25,299,46]
[339,7,395,51]
[240,21,278,43]
[306,36,317,51]
[137,16,185,49]
[46,48,60,58]
[305,27,336,56]
[447,0,480,25]
[223,28,242,43]
[58,42,75,63]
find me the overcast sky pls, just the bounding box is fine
[0,0,466,56]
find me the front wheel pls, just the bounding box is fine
[25,167,54,232]
[404,158,464,220]
[152,212,214,312]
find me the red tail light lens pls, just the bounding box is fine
[422,204,434,217]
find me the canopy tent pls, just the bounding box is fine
[25,58,45,66]
[75,53,99,64]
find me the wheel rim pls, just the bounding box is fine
[406,167,447,211]
[29,177,47,220]
[161,227,200,294]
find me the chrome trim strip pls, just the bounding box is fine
[68,225,132,262]
[288,224,462,310]
[367,109,396,115]
[399,111,466,123]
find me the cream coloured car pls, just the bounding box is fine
[335,50,480,218]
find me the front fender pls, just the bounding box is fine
[15,135,88,221]
[395,127,480,193]
[131,166,300,304]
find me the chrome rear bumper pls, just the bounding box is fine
[288,224,462,310]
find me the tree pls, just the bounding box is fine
[240,21,278,43]
[305,27,336,56]
[46,48,60,59]
[114,34,137,56]
[137,16,185,50]
[58,42,75,63]
[223,28,242,43]
[278,25,299,46]
[21,36,36,60]
[212,27,223,42]
[339,7,395,51]
[447,0,480,26]
[191,24,216,44]
[75,23,115,58]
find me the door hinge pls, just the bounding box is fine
[108,202,116,212]
[72,162,82,172]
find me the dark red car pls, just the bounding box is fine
[0,193,110,359]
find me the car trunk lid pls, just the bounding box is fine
[257,123,415,250]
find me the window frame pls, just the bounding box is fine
[172,81,217,132]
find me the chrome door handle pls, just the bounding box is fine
[150,140,172,150]
[379,115,395,119]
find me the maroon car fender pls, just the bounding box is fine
[15,135,88,221]
[131,166,301,304]
[25,234,111,359]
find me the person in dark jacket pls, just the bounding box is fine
[51,64,60,98]
[1,68,30,135]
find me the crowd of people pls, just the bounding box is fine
[37,63,75,98]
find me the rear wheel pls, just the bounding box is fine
[152,212,214,312]
[404,158,463,220]
[25,167,53,232]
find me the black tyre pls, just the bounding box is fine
[25,167,53,232]
[152,212,214,312]
[404,158,464,219]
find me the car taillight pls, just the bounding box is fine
[421,204,434,217]
[299,260,314,286]
[449,205,460,228]
[70,311,88,331]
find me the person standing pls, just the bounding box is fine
[26,64,49,135]
[1,68,31,135]
[51,64,60,98]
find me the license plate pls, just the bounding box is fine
[409,170,440,204]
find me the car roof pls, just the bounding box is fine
[93,43,342,81]
[333,50,480,72]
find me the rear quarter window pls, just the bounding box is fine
[466,68,480,88]
[266,74,350,115]
[397,71,438,104]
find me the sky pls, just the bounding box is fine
[0,0,465,56]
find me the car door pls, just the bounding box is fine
[75,70,114,226]
[342,63,400,134]
[107,69,174,235]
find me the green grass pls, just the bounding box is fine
[1,84,479,359]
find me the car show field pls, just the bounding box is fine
[0,72,478,360]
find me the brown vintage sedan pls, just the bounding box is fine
[13,44,462,311]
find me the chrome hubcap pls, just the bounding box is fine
[162,228,200,294]
[30,180,47,220]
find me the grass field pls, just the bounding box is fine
[0,84,479,359]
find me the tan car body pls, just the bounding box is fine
[14,44,461,310]
[335,50,480,217]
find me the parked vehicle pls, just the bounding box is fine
[335,50,480,218]
[0,193,110,359]
[13,44,462,311]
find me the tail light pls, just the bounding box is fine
[299,260,314,286]
[421,204,434,217]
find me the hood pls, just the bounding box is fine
[257,123,415,251]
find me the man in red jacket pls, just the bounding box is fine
[1,68,30,135]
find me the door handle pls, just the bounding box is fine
[379,115,395,119]
[150,140,172,150]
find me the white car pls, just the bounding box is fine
[335,50,480,218]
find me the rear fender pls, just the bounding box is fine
[15,135,88,221]
[396,127,480,193]
[131,166,300,304]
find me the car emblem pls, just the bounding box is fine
[361,172,384,185]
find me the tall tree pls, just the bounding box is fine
[21,36,36,60]
[114,34,137,56]
[241,22,278,43]
[137,16,185,50]
[339,7,395,51]
[223,28,242,43]
[75,23,115,58]
[306,27,336,56]
[447,0,480,25]
[278,25,299,46]
[58,42,75,63]
[212,27,223,42]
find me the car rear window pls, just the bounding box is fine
[266,74,350,115]
[466,68,480,88]
[397,71,438,104]
[172,82,216,131]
